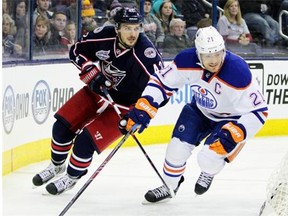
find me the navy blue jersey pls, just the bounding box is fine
[70,26,164,106]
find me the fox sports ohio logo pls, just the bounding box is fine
[31,80,51,124]
[2,85,16,134]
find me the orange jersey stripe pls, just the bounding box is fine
[164,163,186,174]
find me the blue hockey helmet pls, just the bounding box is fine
[114,7,142,25]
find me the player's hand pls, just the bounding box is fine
[126,96,158,133]
[79,62,112,95]
[89,73,112,95]
[118,116,128,135]
[209,121,246,155]
[79,63,101,84]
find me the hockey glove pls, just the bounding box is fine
[80,62,101,84]
[89,73,112,95]
[118,115,129,135]
[126,96,158,133]
[79,62,111,95]
[209,121,246,156]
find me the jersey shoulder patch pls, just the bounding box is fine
[218,52,252,88]
[144,47,157,58]
[174,48,200,69]
[134,34,162,61]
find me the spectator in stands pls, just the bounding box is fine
[118,0,138,8]
[181,0,210,39]
[277,0,288,34]
[171,0,182,13]
[81,0,97,35]
[2,13,22,58]
[217,0,252,46]
[60,20,76,50]
[3,0,9,15]
[152,0,178,14]
[103,0,122,26]
[33,0,54,25]
[162,18,193,56]
[153,0,177,34]
[102,0,136,8]
[143,0,165,46]
[50,11,68,51]
[32,15,53,55]
[94,0,110,13]
[13,0,29,57]
[240,0,282,46]
[65,0,77,23]
[197,17,212,29]
[187,18,212,43]
[51,0,69,13]
[50,11,67,37]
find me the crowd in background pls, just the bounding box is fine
[2,0,288,62]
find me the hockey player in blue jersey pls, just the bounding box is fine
[125,26,268,203]
[32,7,164,195]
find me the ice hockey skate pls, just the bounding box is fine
[194,171,214,195]
[144,176,184,204]
[45,174,78,195]
[32,163,66,186]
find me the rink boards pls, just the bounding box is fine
[2,60,288,175]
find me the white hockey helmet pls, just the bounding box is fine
[195,26,225,54]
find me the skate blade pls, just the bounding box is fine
[32,185,38,189]
[141,197,172,205]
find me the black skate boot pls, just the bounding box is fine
[32,163,66,186]
[194,171,214,195]
[144,176,184,203]
[45,174,78,195]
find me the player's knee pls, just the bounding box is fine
[52,120,75,143]
[197,145,225,175]
[73,128,98,158]
[165,137,195,165]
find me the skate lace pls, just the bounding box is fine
[153,186,170,199]
[38,164,56,181]
[197,172,213,188]
[54,175,76,191]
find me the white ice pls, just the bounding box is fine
[2,136,288,216]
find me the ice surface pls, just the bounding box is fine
[2,136,288,216]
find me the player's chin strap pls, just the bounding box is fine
[100,86,175,198]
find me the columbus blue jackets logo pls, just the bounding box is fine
[102,62,126,88]
[144,47,156,58]
[191,85,217,109]
[96,50,110,60]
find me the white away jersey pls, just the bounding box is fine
[143,48,268,138]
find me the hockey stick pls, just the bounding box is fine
[58,124,138,216]
[101,87,175,197]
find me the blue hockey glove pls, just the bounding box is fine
[126,96,158,133]
[209,121,246,155]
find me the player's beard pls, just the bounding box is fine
[117,33,137,49]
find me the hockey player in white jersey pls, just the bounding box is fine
[124,26,269,203]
